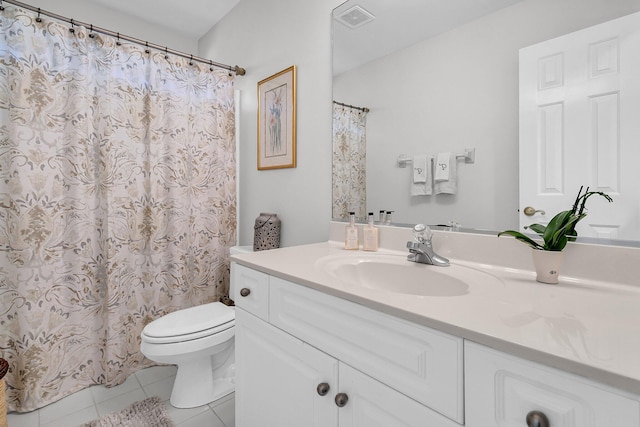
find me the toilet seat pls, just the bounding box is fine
[142,302,235,344]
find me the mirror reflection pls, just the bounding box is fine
[332,0,640,243]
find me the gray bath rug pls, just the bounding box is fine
[79,396,175,427]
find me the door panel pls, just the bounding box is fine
[519,12,640,240]
[235,309,338,427]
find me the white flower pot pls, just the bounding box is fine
[531,249,564,284]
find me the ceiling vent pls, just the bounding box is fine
[336,5,376,29]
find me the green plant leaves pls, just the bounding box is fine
[497,230,544,250]
[498,186,612,251]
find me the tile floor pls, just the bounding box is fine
[6,365,235,427]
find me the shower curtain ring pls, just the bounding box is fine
[189,55,194,66]
[145,41,150,54]
[69,19,75,33]
[0,1,4,11]
[36,8,42,22]
[89,24,95,38]
[116,32,121,46]
[164,47,169,60]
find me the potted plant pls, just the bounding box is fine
[498,186,613,283]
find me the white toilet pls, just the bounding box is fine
[140,301,236,408]
[139,246,251,408]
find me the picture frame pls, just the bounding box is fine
[257,65,296,170]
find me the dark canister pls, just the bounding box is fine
[253,213,281,251]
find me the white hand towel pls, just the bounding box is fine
[413,155,427,183]
[411,155,433,196]
[434,152,451,182]
[434,153,457,194]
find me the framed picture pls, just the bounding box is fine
[257,66,296,170]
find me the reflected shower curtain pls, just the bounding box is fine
[0,6,236,411]
[332,103,367,220]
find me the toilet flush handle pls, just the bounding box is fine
[240,288,251,297]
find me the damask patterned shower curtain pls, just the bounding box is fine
[332,103,367,221]
[0,6,236,411]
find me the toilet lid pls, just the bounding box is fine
[143,302,235,339]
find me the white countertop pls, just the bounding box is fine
[231,225,640,396]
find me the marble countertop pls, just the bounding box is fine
[231,231,640,396]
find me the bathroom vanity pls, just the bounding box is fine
[230,223,640,426]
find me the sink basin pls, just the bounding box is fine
[316,252,502,297]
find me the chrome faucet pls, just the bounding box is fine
[406,224,450,267]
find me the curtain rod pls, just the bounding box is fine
[333,100,370,113]
[0,0,246,76]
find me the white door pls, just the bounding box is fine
[235,309,339,427]
[337,363,460,427]
[519,12,640,240]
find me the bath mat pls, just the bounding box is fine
[79,396,175,427]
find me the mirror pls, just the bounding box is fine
[332,0,640,243]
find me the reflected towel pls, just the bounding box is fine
[413,155,427,183]
[434,152,451,182]
[411,155,432,196]
[434,153,457,194]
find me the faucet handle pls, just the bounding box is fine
[413,224,432,244]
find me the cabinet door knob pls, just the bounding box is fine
[240,288,251,297]
[316,382,330,396]
[526,410,550,427]
[334,392,349,407]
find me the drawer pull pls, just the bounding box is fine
[526,410,550,427]
[334,392,349,407]
[316,382,330,396]
[240,288,251,297]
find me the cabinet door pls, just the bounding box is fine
[338,364,461,427]
[465,341,640,427]
[270,276,463,422]
[236,308,339,427]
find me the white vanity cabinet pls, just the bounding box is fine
[232,263,463,427]
[465,341,640,427]
[232,262,640,427]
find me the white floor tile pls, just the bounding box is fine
[6,366,234,427]
[142,374,175,402]
[90,373,141,404]
[211,396,235,427]
[6,410,39,427]
[135,365,177,386]
[95,388,147,417]
[163,401,210,425]
[40,406,98,427]
[175,408,225,427]
[38,386,95,423]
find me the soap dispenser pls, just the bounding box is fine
[345,212,359,250]
[363,212,379,252]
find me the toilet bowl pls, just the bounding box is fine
[140,302,235,408]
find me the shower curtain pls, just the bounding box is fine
[0,6,236,412]
[332,103,367,220]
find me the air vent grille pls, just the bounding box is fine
[336,5,375,29]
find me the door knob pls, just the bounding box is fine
[316,382,330,396]
[523,206,546,217]
[526,410,550,427]
[240,288,251,297]
[334,392,349,407]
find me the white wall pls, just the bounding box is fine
[199,0,342,247]
[13,0,197,52]
[334,0,640,231]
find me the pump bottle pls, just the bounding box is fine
[345,212,359,250]
[363,212,379,251]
